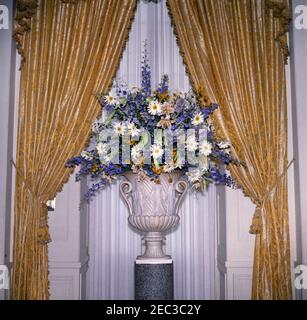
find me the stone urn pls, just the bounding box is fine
[119,172,188,260]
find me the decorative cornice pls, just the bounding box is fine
[266,0,291,64]
[13,0,38,67]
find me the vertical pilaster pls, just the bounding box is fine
[0,0,16,300]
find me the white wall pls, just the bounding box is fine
[290,0,307,300]
[216,186,255,300]
[48,174,89,300]
[0,0,16,300]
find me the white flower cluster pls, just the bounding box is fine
[112,122,141,137]
[186,136,213,156]
[89,91,233,190]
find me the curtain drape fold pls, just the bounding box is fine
[13,0,137,299]
[167,0,291,299]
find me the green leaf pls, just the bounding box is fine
[200,180,205,192]
[104,109,116,126]
[139,132,149,147]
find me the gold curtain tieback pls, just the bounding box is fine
[249,158,295,235]
[11,160,51,244]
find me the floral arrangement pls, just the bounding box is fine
[66,43,237,200]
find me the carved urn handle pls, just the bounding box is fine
[174,180,188,215]
[119,180,133,216]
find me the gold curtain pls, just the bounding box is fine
[167,0,291,299]
[12,0,137,299]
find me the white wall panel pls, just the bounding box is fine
[49,174,89,300]
[0,0,16,300]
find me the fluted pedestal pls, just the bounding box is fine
[135,259,173,300]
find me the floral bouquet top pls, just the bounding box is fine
[67,44,238,200]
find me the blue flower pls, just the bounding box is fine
[67,44,237,201]
[174,98,185,113]
[141,41,151,96]
[104,104,115,112]
[157,74,169,93]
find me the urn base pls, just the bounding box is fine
[137,231,171,260]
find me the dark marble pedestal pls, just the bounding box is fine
[135,260,173,300]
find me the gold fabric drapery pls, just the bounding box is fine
[13,0,137,299]
[167,0,291,299]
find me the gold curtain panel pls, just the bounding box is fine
[167,0,291,299]
[12,0,137,299]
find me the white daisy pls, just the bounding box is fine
[131,145,144,165]
[192,112,204,126]
[163,162,175,173]
[131,85,139,94]
[218,141,231,154]
[81,151,93,161]
[186,168,203,183]
[218,141,231,149]
[92,120,100,133]
[148,100,162,115]
[113,122,126,135]
[175,160,184,170]
[174,90,185,98]
[186,136,198,152]
[131,145,141,159]
[199,141,212,156]
[151,144,164,159]
[127,122,141,137]
[104,94,117,105]
[96,142,109,156]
